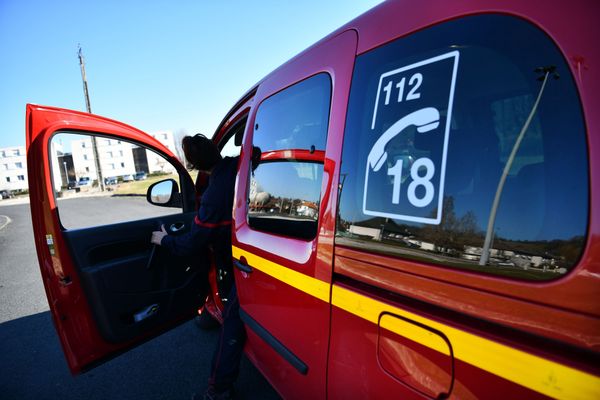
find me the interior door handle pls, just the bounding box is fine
[169,222,185,233]
[234,259,253,273]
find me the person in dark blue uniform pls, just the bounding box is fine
[151,134,245,400]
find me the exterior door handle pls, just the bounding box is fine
[234,259,253,273]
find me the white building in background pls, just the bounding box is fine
[69,131,177,183]
[1,131,179,191]
[0,146,28,191]
[70,137,137,181]
[50,141,64,190]
[151,131,177,154]
[349,225,382,241]
[147,131,178,174]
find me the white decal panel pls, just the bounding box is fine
[364,51,459,225]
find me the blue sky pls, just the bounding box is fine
[0,0,382,148]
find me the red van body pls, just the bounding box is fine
[26,1,599,399]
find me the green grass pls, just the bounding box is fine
[111,174,176,196]
[110,170,198,196]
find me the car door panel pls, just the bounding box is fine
[26,104,199,373]
[63,212,204,343]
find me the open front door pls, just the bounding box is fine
[26,104,202,374]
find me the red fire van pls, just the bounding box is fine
[26,0,599,398]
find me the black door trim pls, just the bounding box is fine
[239,307,308,375]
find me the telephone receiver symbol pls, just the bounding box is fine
[368,107,440,172]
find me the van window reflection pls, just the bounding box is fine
[248,161,323,239]
[336,14,588,280]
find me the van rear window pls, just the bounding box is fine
[336,14,589,280]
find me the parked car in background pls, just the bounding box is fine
[134,172,147,181]
[0,189,14,199]
[67,180,78,190]
[122,174,134,182]
[77,177,91,186]
[104,177,118,185]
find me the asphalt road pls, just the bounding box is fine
[0,197,280,400]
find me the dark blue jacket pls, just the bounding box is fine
[161,156,238,269]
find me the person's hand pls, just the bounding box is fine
[151,225,168,245]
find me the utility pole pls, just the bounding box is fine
[63,161,69,188]
[78,45,105,191]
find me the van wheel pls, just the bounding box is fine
[194,310,220,330]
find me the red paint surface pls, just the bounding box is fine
[232,29,358,399]
[237,0,600,397]
[328,286,554,400]
[377,314,453,398]
[323,1,599,396]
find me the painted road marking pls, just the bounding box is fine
[0,215,11,231]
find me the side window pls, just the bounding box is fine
[219,135,241,158]
[51,132,182,229]
[219,116,247,158]
[337,15,589,280]
[248,73,331,240]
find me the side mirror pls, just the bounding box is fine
[146,179,181,208]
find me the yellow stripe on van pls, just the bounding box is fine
[233,246,600,399]
[332,285,600,400]
[232,246,330,302]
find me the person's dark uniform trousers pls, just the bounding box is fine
[151,135,244,400]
